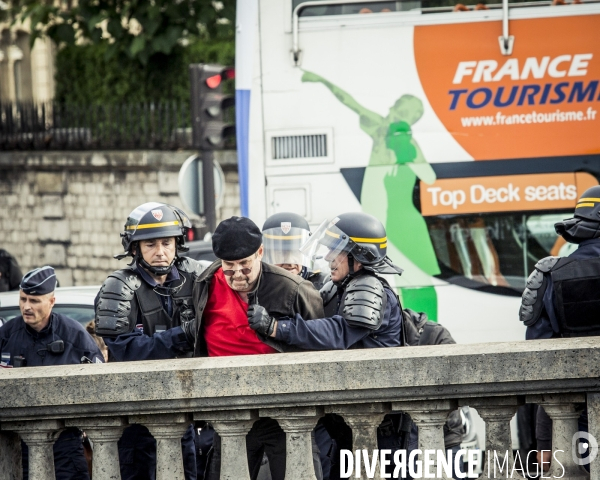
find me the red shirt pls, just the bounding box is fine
[203,268,277,357]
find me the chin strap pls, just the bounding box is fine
[300,266,310,279]
[136,250,175,276]
[338,255,363,288]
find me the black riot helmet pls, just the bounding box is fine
[116,202,192,275]
[573,186,600,221]
[301,212,403,278]
[262,212,313,274]
[555,186,600,244]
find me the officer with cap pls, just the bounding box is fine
[186,216,323,480]
[0,266,103,480]
[262,212,330,290]
[94,202,205,480]
[519,185,600,472]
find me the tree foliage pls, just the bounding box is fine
[54,37,235,105]
[9,0,235,65]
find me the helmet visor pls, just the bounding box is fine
[262,227,312,268]
[300,218,352,265]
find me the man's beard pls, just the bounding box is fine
[228,275,253,291]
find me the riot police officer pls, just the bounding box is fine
[248,212,406,478]
[519,185,600,472]
[95,202,205,480]
[262,212,330,290]
[520,185,600,339]
[249,212,403,349]
[262,212,335,477]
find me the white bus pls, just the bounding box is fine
[234,0,600,344]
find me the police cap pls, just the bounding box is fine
[20,266,57,295]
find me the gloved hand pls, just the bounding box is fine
[180,309,197,347]
[247,305,276,337]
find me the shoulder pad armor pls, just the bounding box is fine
[319,280,338,306]
[177,257,206,280]
[95,269,141,337]
[519,258,556,326]
[339,275,386,330]
[535,256,560,273]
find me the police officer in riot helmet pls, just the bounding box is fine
[520,185,600,339]
[96,202,203,349]
[249,211,403,351]
[519,185,600,473]
[249,212,406,477]
[95,202,204,480]
[262,212,330,290]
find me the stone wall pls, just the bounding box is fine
[0,150,240,286]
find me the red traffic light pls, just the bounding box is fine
[205,74,222,89]
[222,68,235,80]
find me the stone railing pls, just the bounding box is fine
[1,337,599,480]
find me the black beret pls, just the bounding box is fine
[20,266,57,295]
[212,216,263,261]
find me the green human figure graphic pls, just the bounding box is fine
[302,70,441,317]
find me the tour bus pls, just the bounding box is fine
[234,0,600,345]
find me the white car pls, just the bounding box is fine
[0,286,100,327]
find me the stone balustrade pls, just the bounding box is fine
[0,337,599,479]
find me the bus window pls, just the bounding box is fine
[425,211,571,295]
[294,1,415,16]
[294,0,553,17]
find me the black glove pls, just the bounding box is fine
[247,305,276,337]
[180,307,197,347]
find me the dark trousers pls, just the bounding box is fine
[22,428,90,480]
[118,423,197,480]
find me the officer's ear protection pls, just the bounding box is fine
[353,246,377,262]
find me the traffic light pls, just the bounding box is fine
[189,64,235,150]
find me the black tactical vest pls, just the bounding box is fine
[552,257,600,337]
[133,270,195,336]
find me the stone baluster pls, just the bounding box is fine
[394,400,457,480]
[265,406,323,480]
[66,417,127,480]
[130,413,191,480]
[467,397,523,480]
[529,393,589,480]
[196,409,258,480]
[587,392,600,480]
[3,420,63,480]
[327,403,390,480]
[0,430,22,480]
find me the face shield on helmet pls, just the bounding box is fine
[300,218,354,267]
[262,227,313,269]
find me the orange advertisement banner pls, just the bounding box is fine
[414,14,600,160]
[420,172,597,216]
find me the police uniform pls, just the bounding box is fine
[249,212,406,479]
[519,187,600,471]
[519,186,600,339]
[94,203,204,480]
[0,266,103,480]
[261,212,335,478]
